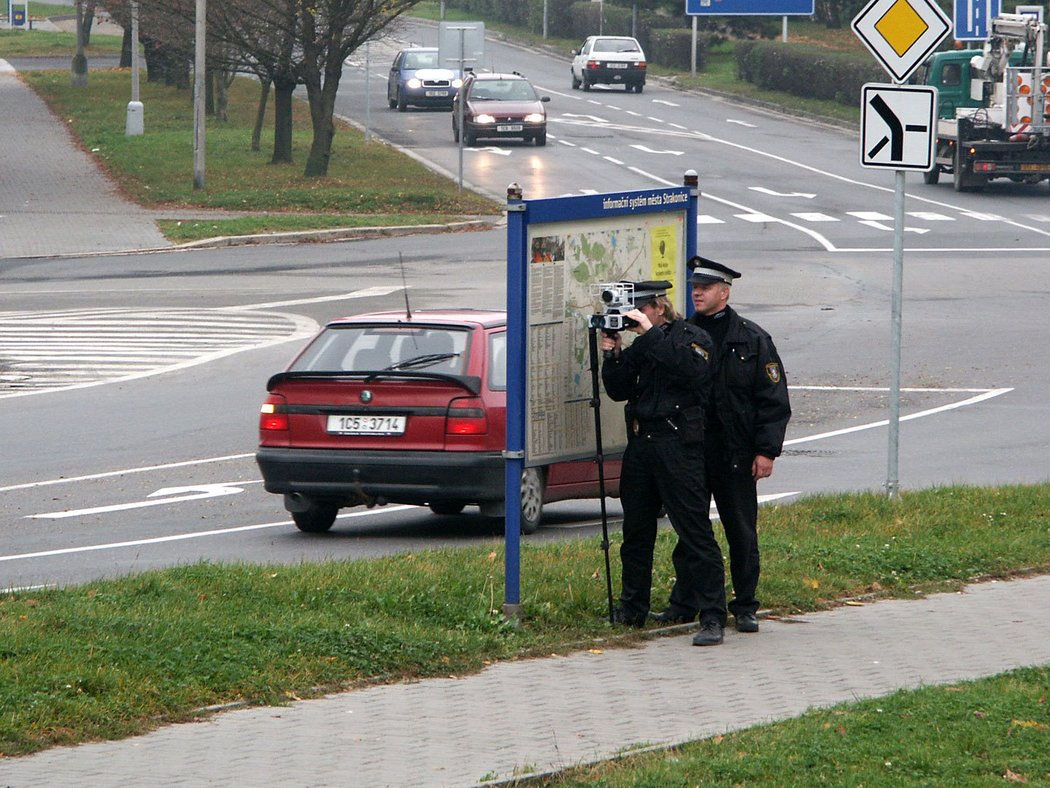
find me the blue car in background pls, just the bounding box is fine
[387,47,461,112]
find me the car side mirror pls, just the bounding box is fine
[571,49,579,56]
[541,96,550,103]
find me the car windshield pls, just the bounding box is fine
[403,51,439,69]
[596,38,640,53]
[470,79,537,101]
[291,325,470,376]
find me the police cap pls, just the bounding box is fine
[688,255,741,285]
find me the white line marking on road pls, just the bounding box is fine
[792,213,840,222]
[630,144,683,155]
[750,186,816,198]
[907,211,954,221]
[0,506,419,564]
[735,213,778,223]
[858,220,930,234]
[727,119,757,127]
[603,156,624,165]
[0,453,254,493]
[697,215,726,224]
[848,211,893,221]
[652,99,679,106]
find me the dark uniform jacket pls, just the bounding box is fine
[690,306,791,468]
[601,318,714,424]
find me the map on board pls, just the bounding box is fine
[526,212,686,464]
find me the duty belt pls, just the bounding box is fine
[630,417,679,437]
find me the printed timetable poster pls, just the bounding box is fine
[525,210,688,465]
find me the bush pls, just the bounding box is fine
[735,40,884,106]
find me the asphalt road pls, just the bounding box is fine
[2,23,1048,592]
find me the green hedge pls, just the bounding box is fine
[735,40,884,106]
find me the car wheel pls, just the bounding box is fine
[397,89,407,112]
[519,467,545,534]
[923,166,940,185]
[582,77,592,92]
[571,70,581,90]
[465,129,477,146]
[387,93,396,109]
[292,501,338,533]
[453,121,460,143]
[429,501,466,516]
[634,83,644,94]
[534,130,547,146]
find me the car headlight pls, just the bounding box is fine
[452,78,463,88]
[407,78,422,89]
[475,114,496,124]
[524,113,545,123]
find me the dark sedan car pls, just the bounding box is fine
[387,47,461,111]
[256,310,620,534]
[452,72,550,146]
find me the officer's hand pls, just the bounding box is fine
[626,308,652,334]
[600,333,621,355]
[753,455,775,481]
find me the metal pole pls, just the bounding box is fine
[886,168,905,498]
[543,0,548,40]
[457,28,465,190]
[691,16,698,77]
[125,0,143,136]
[364,40,372,143]
[782,15,788,43]
[192,0,205,190]
[599,0,603,35]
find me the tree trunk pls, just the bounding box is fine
[271,77,295,164]
[252,78,271,152]
[302,58,344,177]
[120,25,132,68]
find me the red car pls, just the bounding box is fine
[256,310,620,533]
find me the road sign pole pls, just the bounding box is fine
[887,168,905,499]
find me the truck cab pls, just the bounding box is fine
[916,48,1026,119]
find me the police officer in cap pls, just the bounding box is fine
[600,280,728,645]
[653,257,791,637]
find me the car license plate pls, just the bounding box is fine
[327,414,406,435]
[497,124,523,132]
[1020,163,1050,171]
[607,63,628,69]
[425,90,449,97]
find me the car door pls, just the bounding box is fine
[573,38,592,81]
[387,52,404,104]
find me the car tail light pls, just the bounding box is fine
[586,60,601,69]
[446,396,488,435]
[260,395,289,431]
[633,61,646,70]
[974,162,997,172]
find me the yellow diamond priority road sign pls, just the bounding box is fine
[852,0,952,83]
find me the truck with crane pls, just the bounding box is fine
[918,13,1050,191]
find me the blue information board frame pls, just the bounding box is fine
[502,179,699,616]
[953,0,1001,41]
[686,0,815,15]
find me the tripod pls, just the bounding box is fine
[586,322,616,624]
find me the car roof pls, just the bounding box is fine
[325,309,507,329]
[469,72,529,81]
[402,47,437,52]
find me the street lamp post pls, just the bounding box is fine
[125,0,143,136]
[193,0,206,189]
[71,0,87,87]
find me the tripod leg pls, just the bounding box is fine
[588,325,615,623]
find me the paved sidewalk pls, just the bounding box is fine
[0,60,171,258]
[2,575,1048,787]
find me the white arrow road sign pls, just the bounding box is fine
[29,483,247,519]
[861,84,937,170]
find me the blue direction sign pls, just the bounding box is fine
[954,0,1002,41]
[686,0,815,15]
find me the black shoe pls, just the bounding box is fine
[735,613,759,633]
[610,606,647,628]
[692,620,724,646]
[650,608,696,625]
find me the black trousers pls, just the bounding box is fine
[708,460,760,618]
[618,434,726,624]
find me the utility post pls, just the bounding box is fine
[193,0,206,189]
[125,0,143,136]
[71,0,87,87]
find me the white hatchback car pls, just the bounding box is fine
[570,35,647,93]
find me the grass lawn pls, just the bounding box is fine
[2,484,1048,760]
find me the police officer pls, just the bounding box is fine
[600,280,728,646]
[654,258,791,635]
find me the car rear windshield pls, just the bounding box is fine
[596,38,641,53]
[291,324,471,376]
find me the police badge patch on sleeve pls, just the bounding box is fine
[765,362,781,383]
[691,342,710,361]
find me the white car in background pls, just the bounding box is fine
[570,35,647,93]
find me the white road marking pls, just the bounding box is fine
[792,212,840,222]
[858,220,930,234]
[750,187,816,199]
[0,506,419,564]
[29,483,251,520]
[735,213,778,223]
[697,215,726,224]
[630,144,683,155]
[727,119,757,127]
[651,99,679,107]
[848,211,893,221]
[907,211,955,221]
